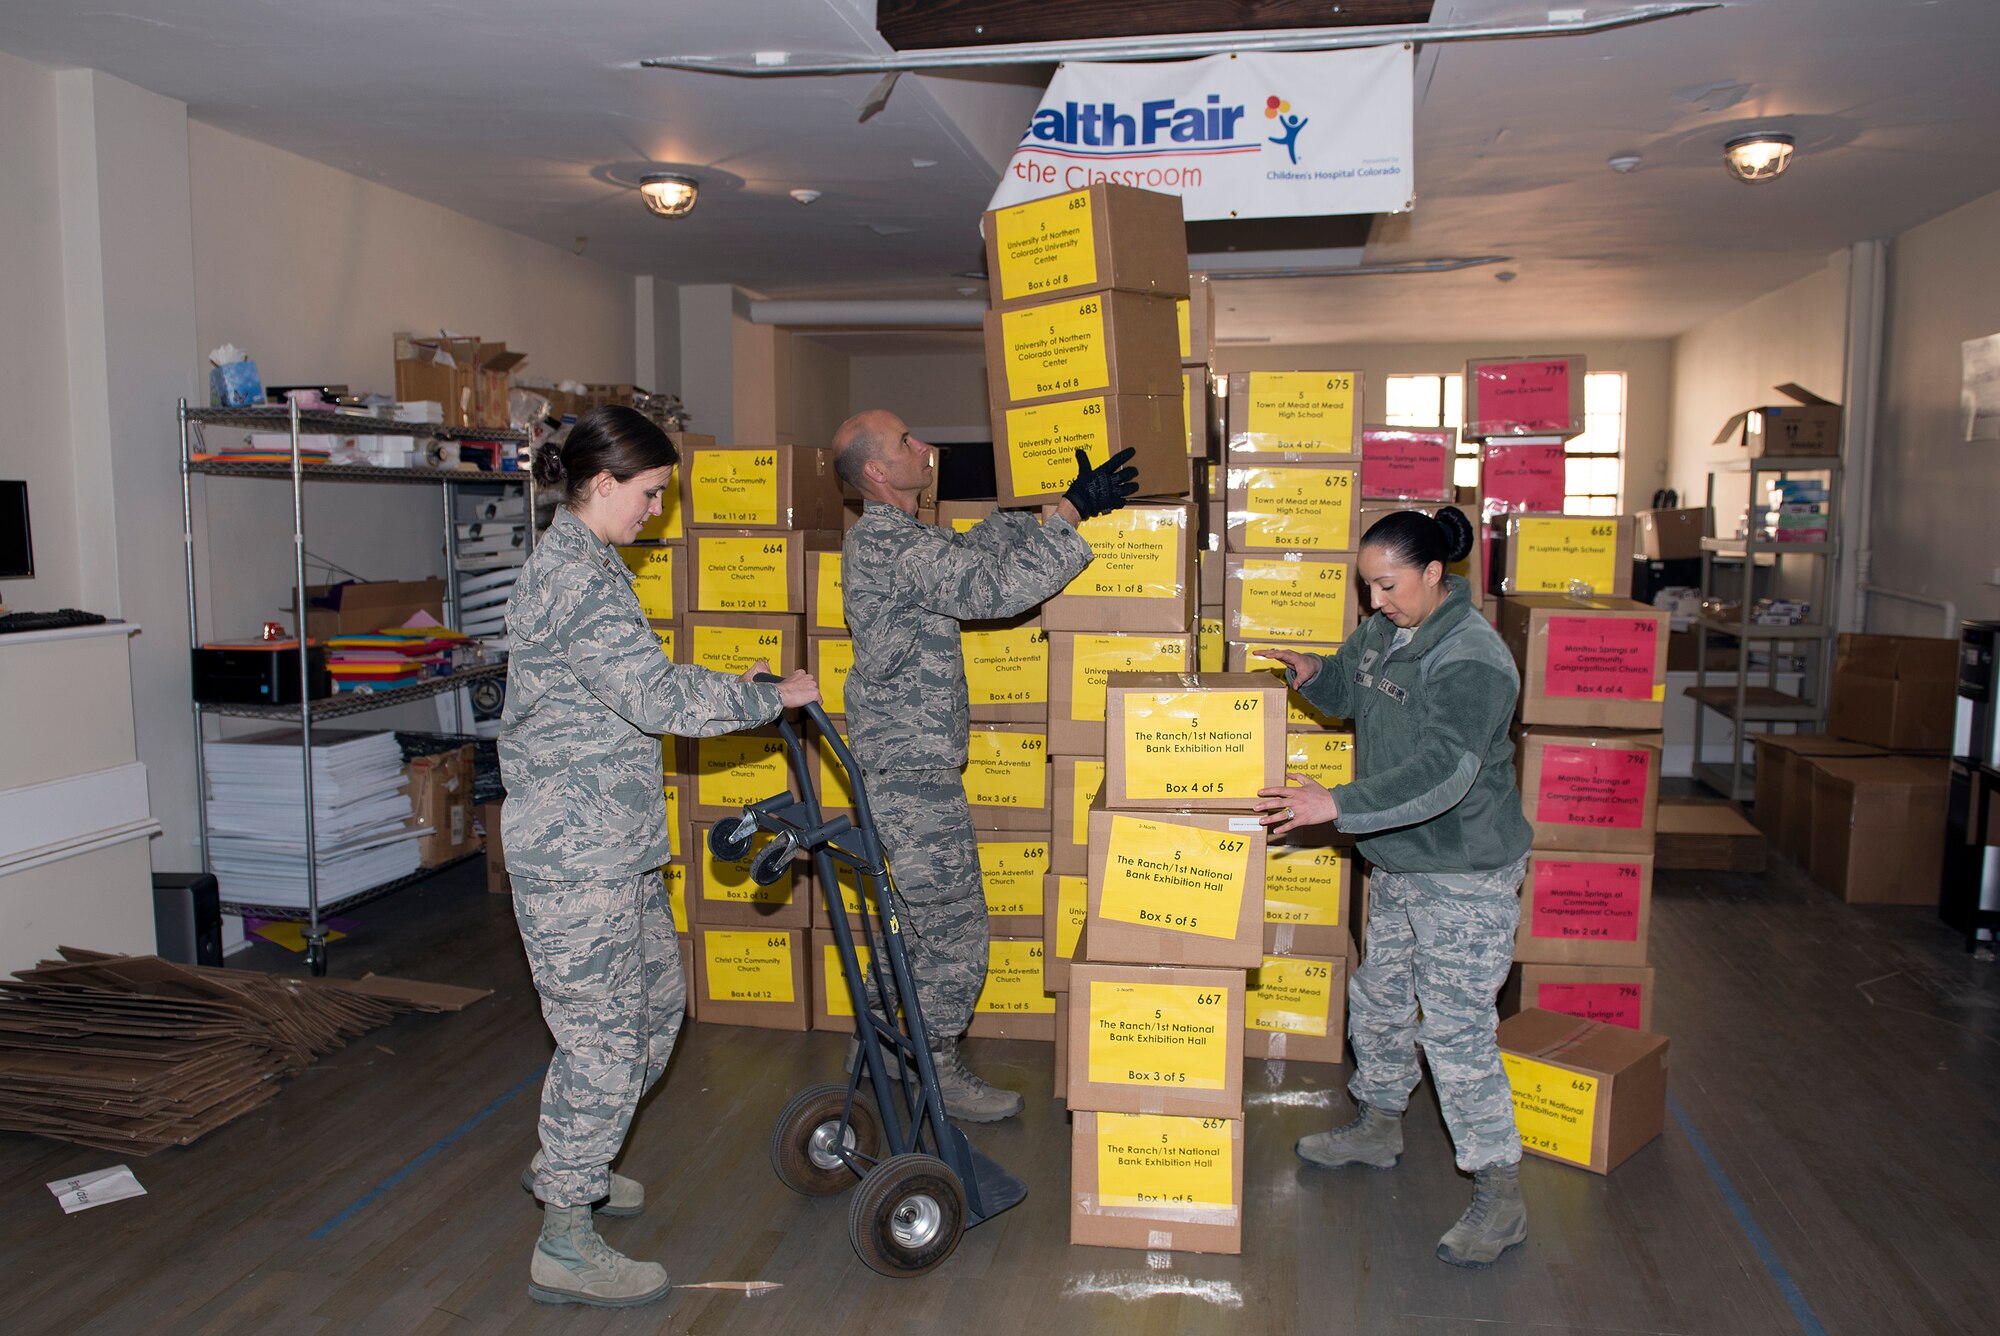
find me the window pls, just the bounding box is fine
[1381,371,1627,514]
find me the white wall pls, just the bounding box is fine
[849,351,993,439]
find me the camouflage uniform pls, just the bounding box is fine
[500,505,782,1206]
[1349,854,1529,1172]
[841,501,1089,1033]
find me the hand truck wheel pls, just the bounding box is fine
[707,813,758,863]
[847,1153,967,1277]
[770,1082,882,1196]
[748,830,799,886]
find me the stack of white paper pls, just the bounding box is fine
[458,566,519,640]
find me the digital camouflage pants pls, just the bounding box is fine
[513,869,684,1206]
[1348,856,1528,1171]
[860,768,989,1039]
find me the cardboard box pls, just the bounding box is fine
[1498,1008,1668,1174]
[1633,508,1707,561]
[962,724,1052,830]
[693,925,809,1031]
[1102,672,1289,811]
[690,820,808,928]
[1479,439,1568,519]
[618,544,687,621]
[404,745,475,866]
[680,443,839,530]
[1046,628,1195,753]
[1750,733,1883,855]
[809,636,854,718]
[1180,273,1213,365]
[1261,838,1353,957]
[977,831,1051,935]
[985,291,1182,409]
[1243,952,1346,1063]
[1186,369,1211,458]
[1070,1111,1242,1254]
[966,938,1058,1040]
[1517,728,1662,855]
[1224,553,1358,645]
[960,614,1051,723]
[1463,355,1587,440]
[983,183,1190,310]
[806,549,845,635]
[1500,595,1670,730]
[1829,633,1960,753]
[1043,872,1089,992]
[477,800,507,894]
[1067,962,1246,1117]
[1085,806,1267,968]
[1360,426,1457,502]
[1501,964,1656,1033]
[809,927,876,1033]
[630,432,709,542]
[1223,462,1361,552]
[1712,384,1842,459]
[1492,515,1634,598]
[1053,992,1070,1098]
[688,528,841,615]
[1052,755,1106,875]
[393,334,523,429]
[1356,500,1485,609]
[1225,643,1348,729]
[294,578,448,639]
[662,862,690,934]
[684,612,803,678]
[1040,504,1198,633]
[809,849,883,930]
[688,728,797,824]
[1807,755,1950,903]
[1516,851,1653,967]
[1224,371,1363,461]
[992,393,1187,508]
[1654,798,1766,872]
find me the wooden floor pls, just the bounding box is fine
[5,853,1998,1336]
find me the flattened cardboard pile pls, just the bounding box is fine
[0,948,488,1154]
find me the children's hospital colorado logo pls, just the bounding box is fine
[989,48,1415,222]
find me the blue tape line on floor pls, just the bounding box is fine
[1668,1093,1829,1336]
[309,1060,548,1241]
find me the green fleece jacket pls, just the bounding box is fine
[1292,575,1533,874]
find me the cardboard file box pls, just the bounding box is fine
[1071,1111,1242,1254]
[985,291,1182,409]
[992,393,1187,508]
[1225,371,1363,461]
[1102,672,1289,811]
[1243,952,1347,1064]
[693,925,809,1031]
[1501,964,1656,1034]
[1498,1008,1668,1175]
[983,183,1190,310]
[1500,595,1670,730]
[1067,962,1246,1117]
[966,938,1057,1040]
[1515,851,1653,967]
[1463,355,1587,440]
[1517,728,1662,855]
[679,443,839,530]
[1040,504,1198,633]
[1085,806,1267,969]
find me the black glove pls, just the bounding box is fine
[1063,447,1140,522]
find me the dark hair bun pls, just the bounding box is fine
[531,441,567,488]
[1433,506,1475,565]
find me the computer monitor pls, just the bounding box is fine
[0,481,30,580]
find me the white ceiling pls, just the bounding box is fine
[3,0,1999,345]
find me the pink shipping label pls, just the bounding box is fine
[1534,981,1644,1030]
[1472,361,1573,435]
[1361,430,1452,499]
[1480,441,1566,514]
[1530,857,1644,941]
[1543,616,1662,701]
[1535,745,1649,828]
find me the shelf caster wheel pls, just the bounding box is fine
[770,1083,881,1196]
[847,1153,966,1278]
[749,830,799,886]
[306,935,328,977]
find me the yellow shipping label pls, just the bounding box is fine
[1511,518,1622,595]
[653,626,677,661]
[813,552,844,630]
[1263,844,1346,925]
[817,639,855,715]
[1177,297,1192,359]
[1121,691,1269,801]
[634,488,682,542]
[822,940,872,1018]
[702,828,796,908]
[978,838,1050,917]
[1068,634,1189,723]
[816,734,859,811]
[1003,398,1119,497]
[976,939,1054,1014]
[660,736,680,780]
[1198,617,1225,673]
[1233,465,1357,549]
[1234,558,1350,641]
[698,536,792,613]
[1502,1054,1601,1167]
[1056,875,1088,960]
[1001,296,1111,402]
[663,784,683,858]
[1068,508,1185,600]
[1240,649,1343,728]
[823,858,881,921]
[1246,955,1334,1035]
[619,545,680,620]
[1096,1113,1235,1213]
[963,729,1048,809]
[689,450,779,526]
[662,863,689,933]
[1286,731,1356,789]
[1243,372,1357,452]
[696,734,790,810]
[1086,980,1232,1090]
[692,623,786,676]
[963,624,1050,707]
[1184,374,1197,453]
[1070,759,1105,846]
[994,188,1097,303]
[1097,815,1252,940]
[704,930,796,1004]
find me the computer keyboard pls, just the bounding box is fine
[0,608,110,634]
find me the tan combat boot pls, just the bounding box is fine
[528,1204,671,1308]
[520,1152,644,1217]
[1296,1101,1403,1169]
[1436,1162,1529,1268]
[928,1035,1022,1122]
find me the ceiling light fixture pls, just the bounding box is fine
[789,189,821,205]
[1607,153,1642,174]
[1723,133,1795,183]
[639,173,699,217]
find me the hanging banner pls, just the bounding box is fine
[988,47,1414,221]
